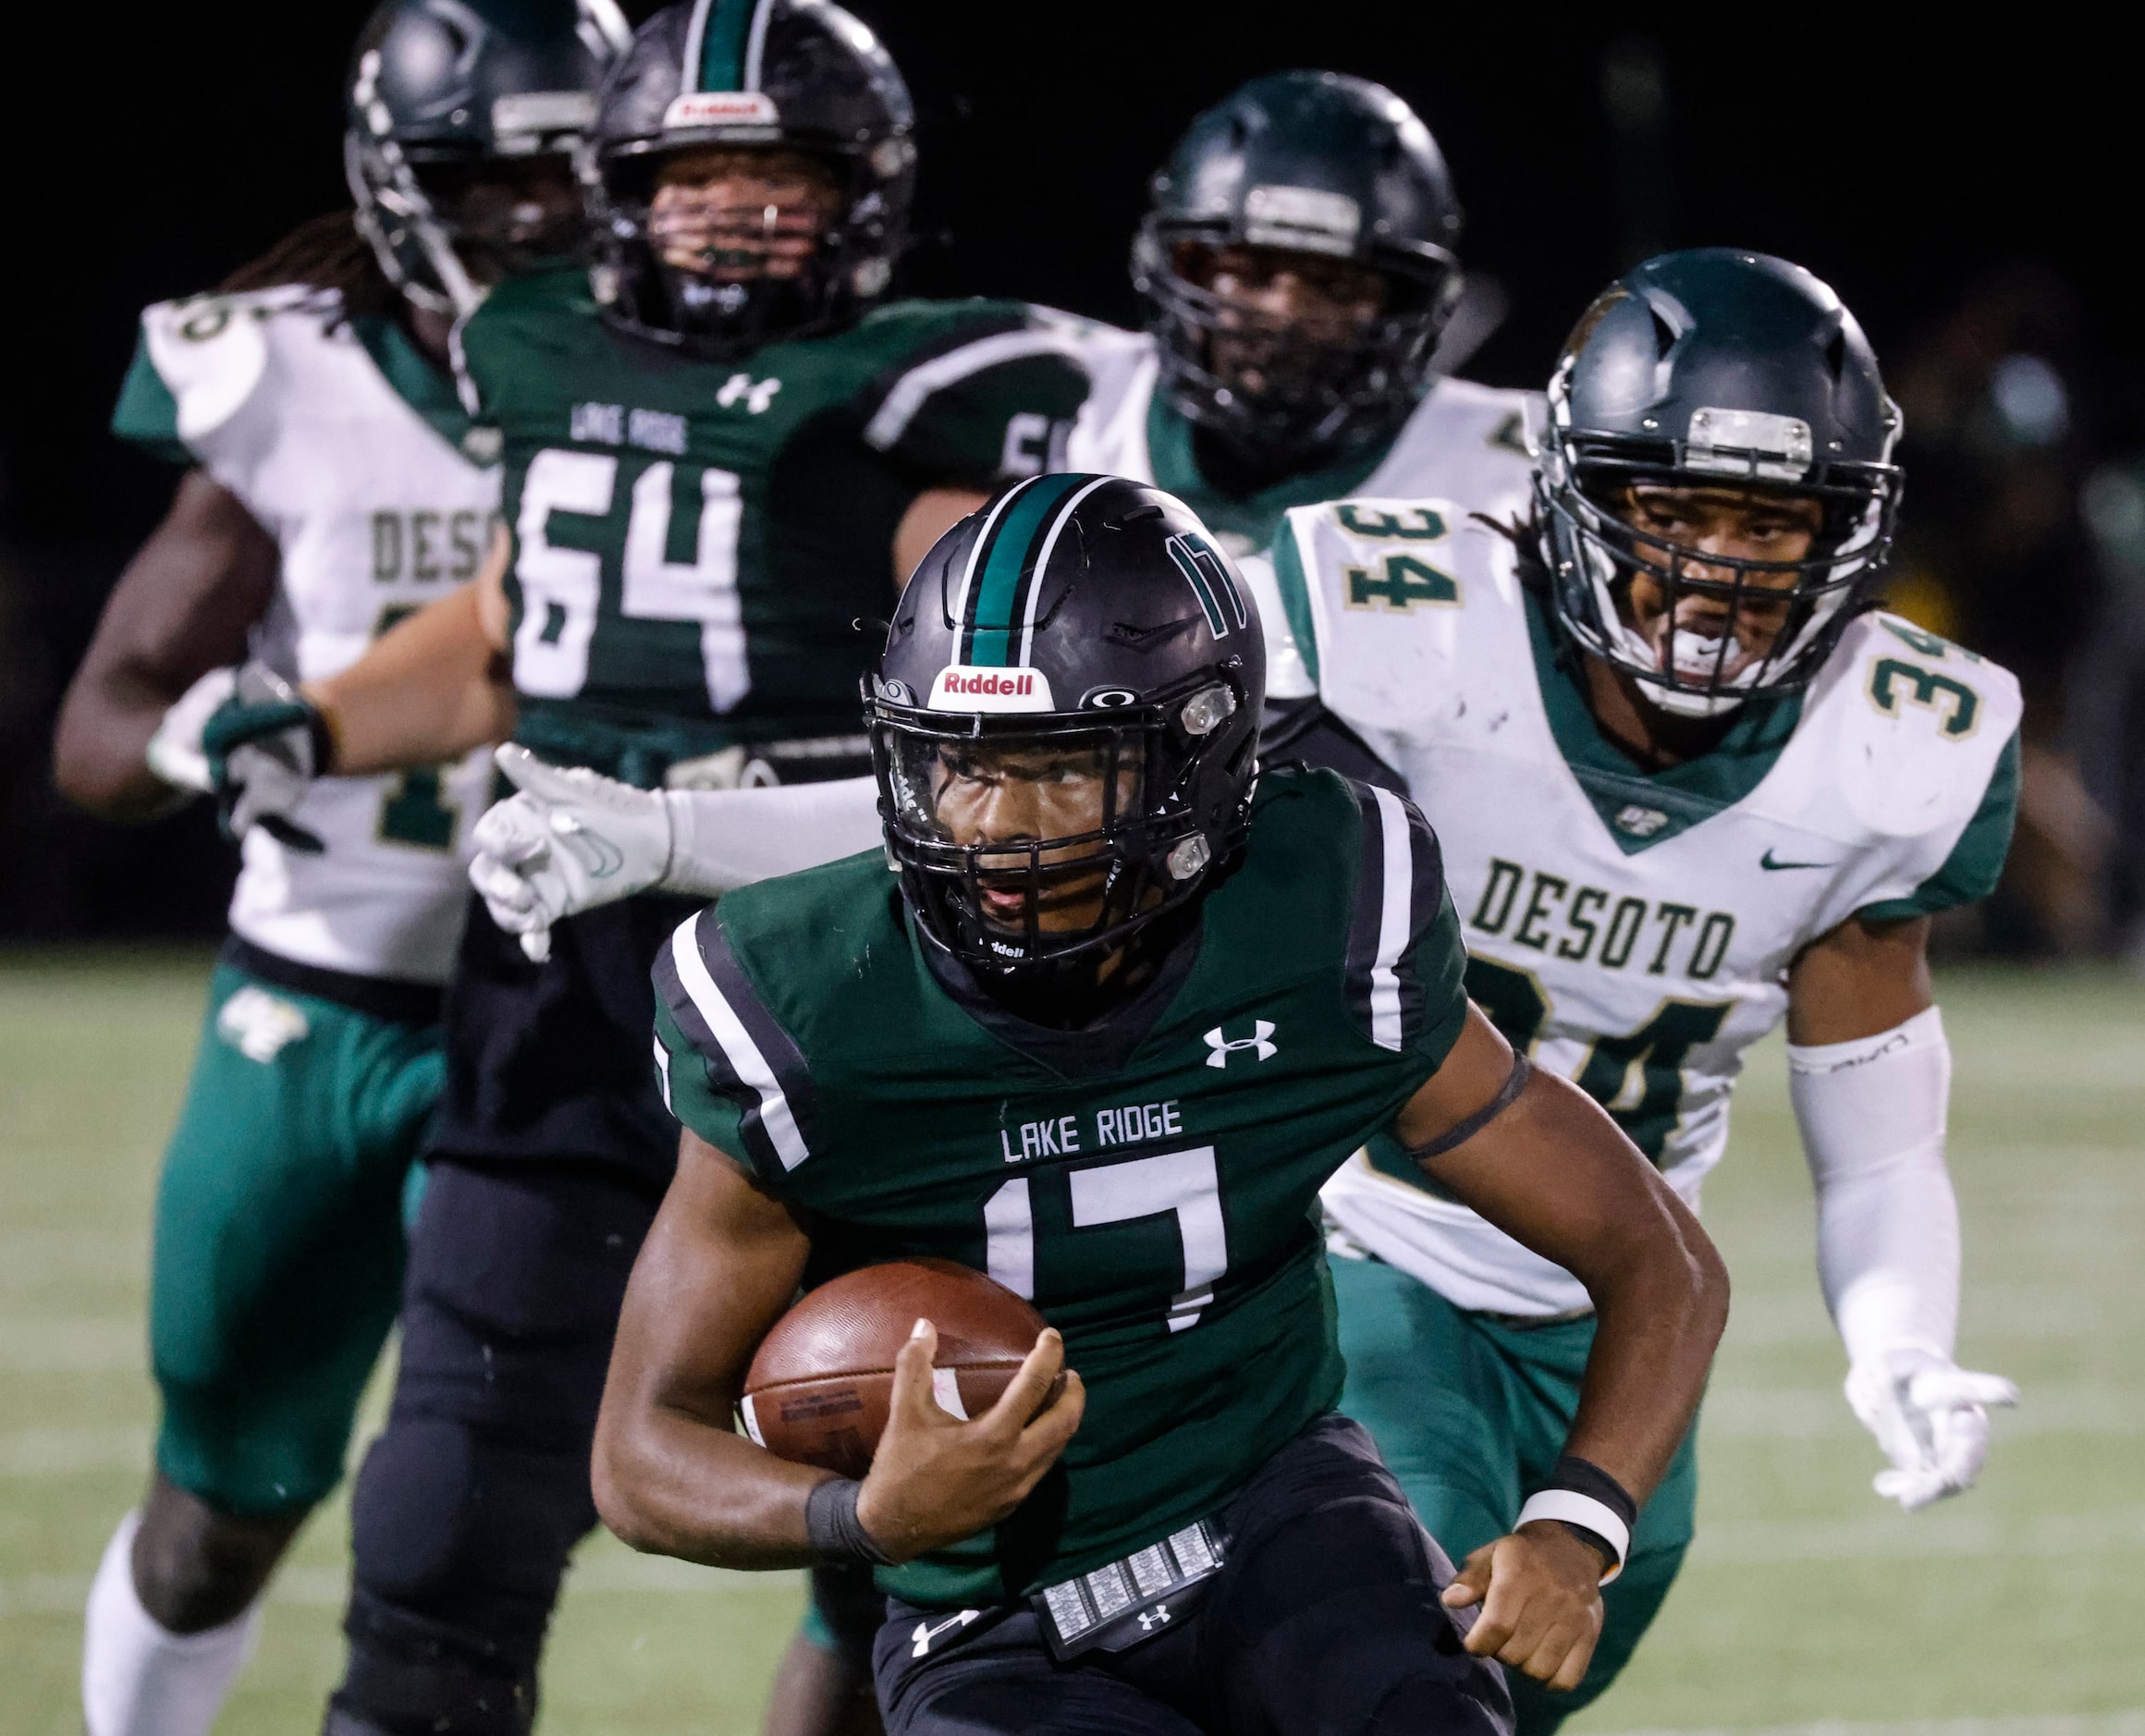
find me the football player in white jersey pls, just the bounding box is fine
[1060,68,1538,728]
[457,250,2023,1734]
[1270,249,2022,1731]
[51,5,625,1732]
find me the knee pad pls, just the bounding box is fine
[349,1417,594,1669]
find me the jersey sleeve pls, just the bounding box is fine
[1269,509,1327,688]
[1855,726,2021,921]
[860,305,1095,487]
[651,908,820,1188]
[110,327,191,464]
[1338,778,1470,1071]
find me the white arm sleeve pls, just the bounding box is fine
[1787,1004,1960,1366]
[662,776,885,898]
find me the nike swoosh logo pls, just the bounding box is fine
[1760,849,1834,872]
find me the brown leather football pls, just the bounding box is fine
[741,1258,1058,1477]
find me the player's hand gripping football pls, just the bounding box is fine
[1845,1346,2017,1511]
[1440,1520,1608,1691]
[201,663,327,852]
[853,1319,1085,1562]
[468,744,679,961]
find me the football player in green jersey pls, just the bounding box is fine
[55,6,625,1735]
[191,4,1097,1730]
[594,475,1729,1735]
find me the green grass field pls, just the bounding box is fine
[3,949,2140,1735]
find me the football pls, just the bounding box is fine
[741,1258,1060,1477]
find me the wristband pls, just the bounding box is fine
[1516,1456,1637,1583]
[804,1476,893,1566]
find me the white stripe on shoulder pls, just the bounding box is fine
[1017,475,1115,664]
[863,326,1086,452]
[1367,787,1416,1052]
[669,916,811,1171]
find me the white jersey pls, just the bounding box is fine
[121,285,499,984]
[1275,499,2022,1315]
[1059,324,1538,697]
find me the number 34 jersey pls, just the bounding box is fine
[113,285,499,984]
[1274,500,2023,1317]
[651,767,1467,1608]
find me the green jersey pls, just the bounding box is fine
[651,767,1469,1607]
[458,271,1092,783]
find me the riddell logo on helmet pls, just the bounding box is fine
[664,92,781,130]
[926,666,1058,714]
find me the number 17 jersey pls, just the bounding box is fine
[650,767,1467,1608]
[1275,500,2023,1317]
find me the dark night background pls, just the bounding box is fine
[6,4,2143,950]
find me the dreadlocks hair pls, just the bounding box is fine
[215,212,398,326]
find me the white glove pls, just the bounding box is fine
[468,744,678,963]
[1845,1345,2018,1511]
[145,666,239,795]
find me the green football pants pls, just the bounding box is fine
[1332,1253,1698,1736]
[150,960,442,1516]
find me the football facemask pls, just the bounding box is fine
[870,474,1265,979]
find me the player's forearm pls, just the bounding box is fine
[306,584,515,775]
[1527,1078,1727,1505]
[54,666,184,820]
[592,1392,827,1570]
[665,776,884,896]
[55,471,278,819]
[1561,1189,1728,1506]
[1417,1038,1730,1508]
[1791,1005,1961,1362]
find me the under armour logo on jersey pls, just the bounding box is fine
[1138,1603,1172,1632]
[911,1609,979,1657]
[1204,1020,1277,1068]
[717,372,783,414]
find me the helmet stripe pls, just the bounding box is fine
[1017,475,1115,666]
[962,473,1086,667]
[1165,532,1241,639]
[681,0,765,94]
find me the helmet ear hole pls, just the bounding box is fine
[1649,307,1678,360]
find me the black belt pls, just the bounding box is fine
[220,935,444,1025]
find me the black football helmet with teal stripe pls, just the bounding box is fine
[869,475,1266,979]
[345,0,629,317]
[585,0,916,358]
[1134,70,1465,471]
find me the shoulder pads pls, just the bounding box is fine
[1817,612,2023,840]
[140,287,320,446]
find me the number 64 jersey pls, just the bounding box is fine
[1274,499,2023,1318]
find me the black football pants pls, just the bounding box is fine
[872,1414,1514,1736]
[323,1158,660,1736]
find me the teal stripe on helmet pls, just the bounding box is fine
[1167,536,1229,638]
[691,0,759,92]
[964,474,1086,667]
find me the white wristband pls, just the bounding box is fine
[1514,1490,1630,1583]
